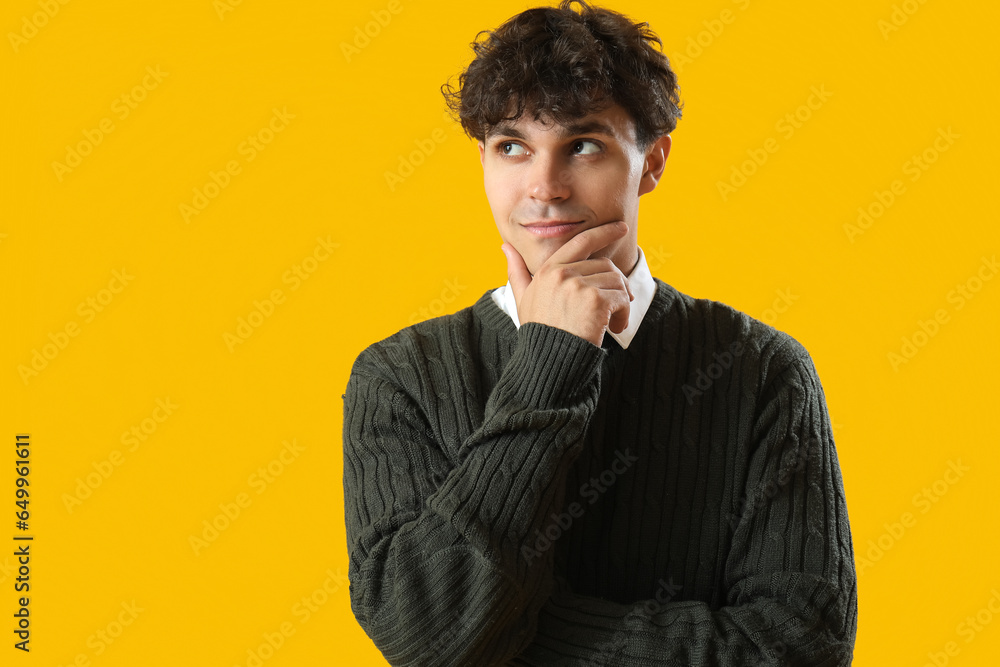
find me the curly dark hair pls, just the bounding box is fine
[441,0,682,149]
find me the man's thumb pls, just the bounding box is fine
[501,243,531,299]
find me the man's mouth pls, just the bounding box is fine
[521,220,585,238]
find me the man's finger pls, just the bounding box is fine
[502,243,532,303]
[559,257,634,304]
[607,294,630,334]
[549,220,628,265]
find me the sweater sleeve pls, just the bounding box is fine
[509,349,858,666]
[343,322,606,666]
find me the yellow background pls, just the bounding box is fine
[2,0,997,664]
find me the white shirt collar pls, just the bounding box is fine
[490,246,657,350]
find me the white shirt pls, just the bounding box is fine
[490,246,657,350]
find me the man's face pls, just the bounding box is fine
[478,103,670,276]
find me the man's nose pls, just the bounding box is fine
[527,155,570,201]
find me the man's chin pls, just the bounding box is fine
[521,243,563,276]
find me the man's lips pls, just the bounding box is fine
[521,220,585,238]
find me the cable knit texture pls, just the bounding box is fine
[343,279,857,666]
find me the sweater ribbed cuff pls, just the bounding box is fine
[495,322,605,411]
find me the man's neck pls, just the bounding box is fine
[614,243,640,278]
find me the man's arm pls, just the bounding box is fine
[511,349,858,666]
[343,320,607,666]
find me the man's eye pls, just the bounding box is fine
[499,142,525,156]
[572,140,601,155]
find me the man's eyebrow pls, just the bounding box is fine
[486,124,526,141]
[486,120,618,141]
[559,120,617,138]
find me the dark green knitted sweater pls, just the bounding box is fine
[343,279,857,666]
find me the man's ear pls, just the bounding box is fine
[637,134,672,196]
[478,141,486,167]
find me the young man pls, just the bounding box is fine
[343,2,857,665]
